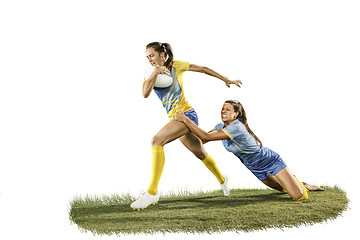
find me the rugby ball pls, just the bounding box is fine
[154,74,173,88]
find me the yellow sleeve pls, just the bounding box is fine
[172,60,189,72]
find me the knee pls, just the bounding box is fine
[293,190,308,201]
[290,192,303,200]
[151,134,164,147]
[195,151,207,160]
[290,189,308,201]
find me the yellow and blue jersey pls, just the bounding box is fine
[149,60,193,119]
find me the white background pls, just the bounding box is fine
[1,1,359,240]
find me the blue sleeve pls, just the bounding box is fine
[222,122,242,140]
[213,123,224,131]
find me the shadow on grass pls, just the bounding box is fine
[158,192,288,210]
[70,191,290,220]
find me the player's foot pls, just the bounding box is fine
[221,175,230,197]
[130,191,160,210]
[303,182,324,191]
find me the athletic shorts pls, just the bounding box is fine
[243,147,287,181]
[184,108,199,126]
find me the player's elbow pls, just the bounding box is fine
[142,87,151,98]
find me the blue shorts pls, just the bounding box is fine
[184,108,199,126]
[243,147,287,181]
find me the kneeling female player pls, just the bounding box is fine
[130,43,242,209]
[173,100,323,200]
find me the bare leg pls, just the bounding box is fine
[179,132,207,160]
[272,167,304,200]
[261,174,284,191]
[151,120,190,146]
[146,121,191,195]
[180,132,225,184]
[262,172,324,193]
[132,120,222,208]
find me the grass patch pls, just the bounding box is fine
[69,186,348,235]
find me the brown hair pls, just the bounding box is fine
[146,42,174,70]
[225,100,263,146]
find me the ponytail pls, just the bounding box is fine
[225,100,263,146]
[146,42,174,70]
[161,43,173,69]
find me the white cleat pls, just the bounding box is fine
[221,175,230,197]
[130,192,160,210]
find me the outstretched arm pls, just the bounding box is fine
[173,112,229,142]
[189,64,242,88]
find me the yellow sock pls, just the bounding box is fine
[147,146,165,195]
[202,154,224,184]
[294,176,309,200]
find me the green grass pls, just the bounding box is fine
[69,186,349,235]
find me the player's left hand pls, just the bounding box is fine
[173,111,186,122]
[224,79,242,88]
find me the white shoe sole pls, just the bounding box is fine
[130,200,159,210]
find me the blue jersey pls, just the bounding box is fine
[214,120,287,180]
[214,120,261,162]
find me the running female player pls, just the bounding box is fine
[130,42,242,209]
[173,100,323,200]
